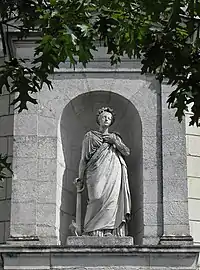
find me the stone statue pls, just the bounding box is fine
[77,107,131,236]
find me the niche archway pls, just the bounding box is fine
[59,91,143,244]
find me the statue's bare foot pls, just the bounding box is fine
[104,232,113,237]
[69,220,79,236]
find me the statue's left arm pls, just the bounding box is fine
[113,134,130,156]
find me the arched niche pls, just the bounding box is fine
[59,91,143,245]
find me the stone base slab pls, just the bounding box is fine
[67,236,134,246]
[6,235,40,246]
[159,235,193,246]
[0,245,199,270]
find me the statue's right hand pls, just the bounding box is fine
[74,177,84,192]
[103,133,116,144]
[74,177,82,185]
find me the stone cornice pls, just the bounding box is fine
[0,245,200,253]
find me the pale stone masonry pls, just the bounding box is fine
[0,78,199,245]
[1,245,200,270]
[186,113,200,245]
[0,66,13,244]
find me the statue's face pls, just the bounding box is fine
[98,112,112,128]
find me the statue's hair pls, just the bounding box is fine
[96,107,115,126]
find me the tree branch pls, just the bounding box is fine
[6,25,12,60]
[0,16,20,24]
[3,22,21,30]
[0,23,7,55]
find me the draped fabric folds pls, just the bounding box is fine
[81,131,131,236]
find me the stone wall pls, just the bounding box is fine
[0,42,12,244]
[0,56,167,245]
[0,87,13,244]
[186,113,200,245]
[0,35,195,247]
[160,84,189,239]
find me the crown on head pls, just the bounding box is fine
[96,107,115,126]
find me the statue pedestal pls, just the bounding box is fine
[67,236,134,246]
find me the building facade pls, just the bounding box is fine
[0,34,199,270]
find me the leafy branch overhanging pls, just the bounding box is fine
[0,0,200,124]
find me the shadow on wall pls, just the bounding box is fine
[59,91,143,245]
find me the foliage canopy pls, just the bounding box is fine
[0,0,200,179]
[0,0,200,124]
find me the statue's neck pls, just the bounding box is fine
[99,126,109,134]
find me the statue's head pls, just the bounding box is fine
[96,107,115,127]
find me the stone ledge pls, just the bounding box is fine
[159,235,194,246]
[0,245,199,270]
[0,245,200,253]
[67,236,134,247]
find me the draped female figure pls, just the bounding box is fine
[78,107,131,236]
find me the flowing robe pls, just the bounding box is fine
[79,131,131,236]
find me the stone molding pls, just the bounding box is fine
[0,245,199,270]
[159,235,194,246]
[6,235,40,246]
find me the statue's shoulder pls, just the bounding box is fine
[84,130,99,139]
